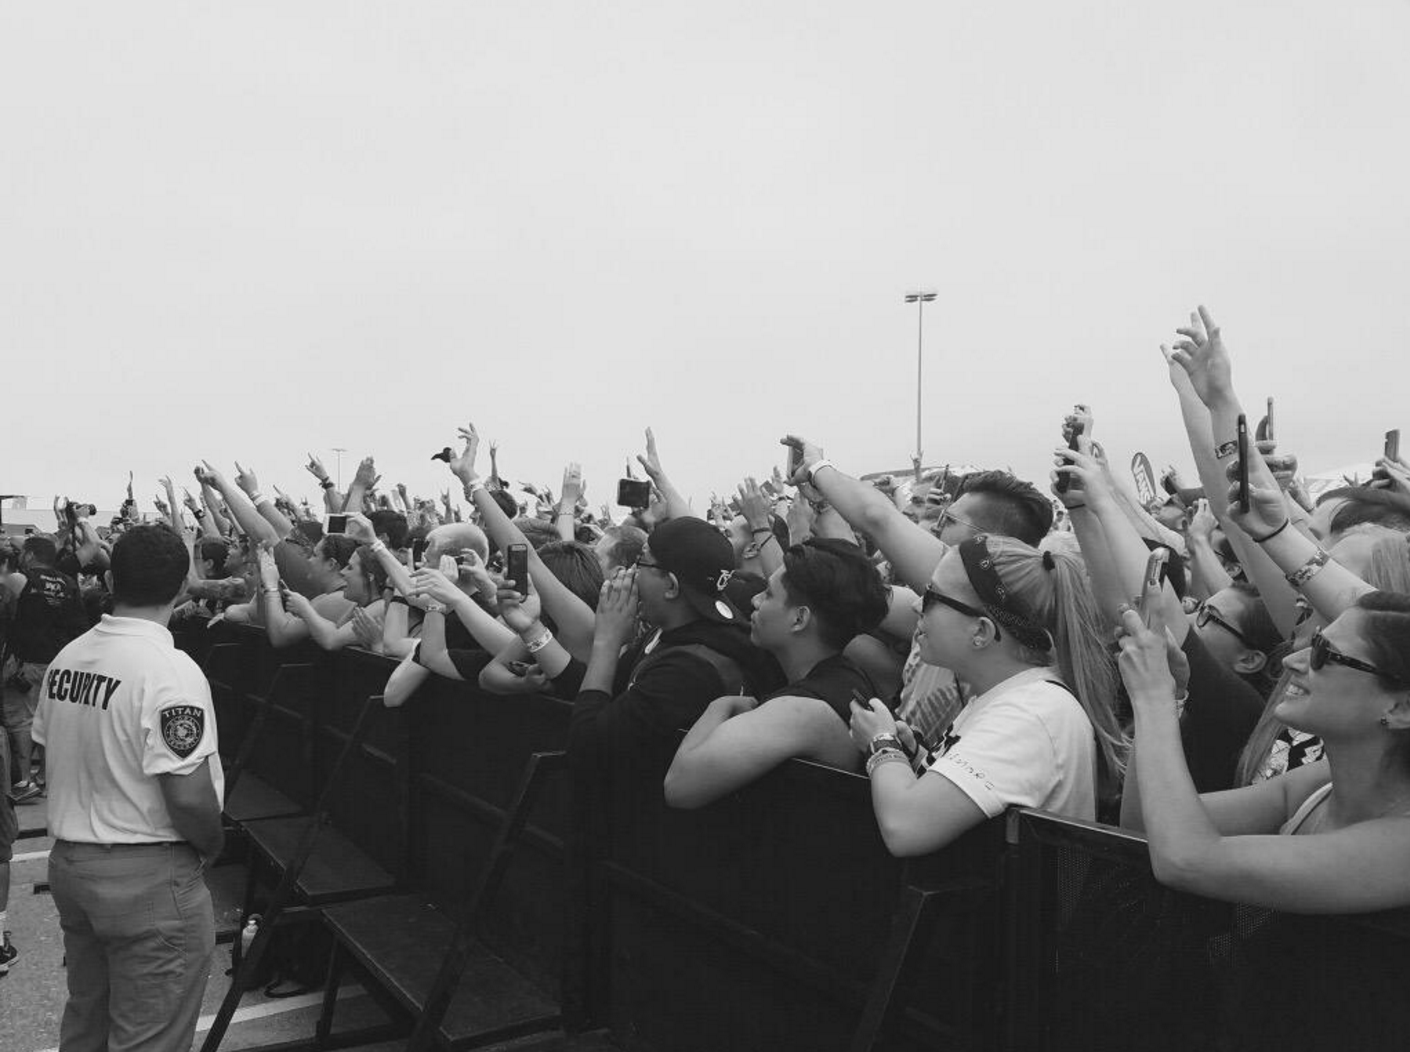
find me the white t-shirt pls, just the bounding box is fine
[32,614,224,843]
[924,665,1095,821]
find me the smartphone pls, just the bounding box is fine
[1236,414,1250,514]
[1265,397,1275,444]
[617,478,652,508]
[1139,548,1170,629]
[1055,419,1084,495]
[786,443,804,481]
[505,542,529,594]
[1386,429,1401,462]
[507,659,532,676]
[325,513,349,534]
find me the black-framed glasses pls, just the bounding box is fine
[921,587,1002,641]
[1310,630,1399,681]
[1195,602,1256,651]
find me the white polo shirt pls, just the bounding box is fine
[32,614,224,844]
[925,665,1096,821]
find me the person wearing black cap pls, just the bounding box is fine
[663,538,888,808]
[567,516,781,782]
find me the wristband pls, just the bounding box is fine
[250,491,265,505]
[1214,440,1238,460]
[865,748,909,777]
[423,601,446,615]
[389,595,409,607]
[193,509,206,520]
[751,526,773,536]
[526,628,554,654]
[1174,690,1190,719]
[464,479,486,500]
[320,479,335,490]
[1249,519,1291,544]
[369,540,387,555]
[806,458,835,484]
[868,732,904,756]
[1285,549,1330,588]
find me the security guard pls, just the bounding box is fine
[33,525,224,1052]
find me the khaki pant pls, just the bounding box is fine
[49,841,215,1052]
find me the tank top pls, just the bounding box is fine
[9,567,83,663]
[1279,782,1334,835]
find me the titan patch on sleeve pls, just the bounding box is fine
[159,705,206,758]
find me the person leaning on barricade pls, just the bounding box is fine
[664,536,888,807]
[777,435,1124,853]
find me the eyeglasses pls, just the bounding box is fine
[932,506,983,537]
[1309,630,1399,682]
[1195,602,1256,651]
[921,586,1002,641]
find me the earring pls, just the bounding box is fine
[972,638,984,648]
[1380,715,1391,729]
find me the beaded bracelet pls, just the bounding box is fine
[1285,549,1330,588]
[866,748,910,777]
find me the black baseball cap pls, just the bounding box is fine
[647,517,744,624]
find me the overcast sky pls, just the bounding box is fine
[4,2,1409,516]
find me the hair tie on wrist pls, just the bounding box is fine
[1250,519,1291,544]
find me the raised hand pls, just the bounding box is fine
[234,462,260,497]
[153,493,170,515]
[256,544,281,591]
[1223,465,1288,541]
[779,434,825,485]
[1185,498,1218,543]
[200,461,228,488]
[411,566,461,606]
[636,428,668,486]
[450,424,481,484]
[1168,306,1235,408]
[496,585,542,633]
[344,512,377,544]
[305,452,329,483]
[1051,440,1111,508]
[353,456,380,489]
[561,462,584,508]
[736,477,772,532]
[181,488,201,515]
[786,494,817,545]
[351,606,384,650]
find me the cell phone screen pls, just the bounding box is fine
[1386,429,1401,462]
[616,478,652,508]
[506,542,529,594]
[1140,548,1169,629]
[787,444,803,480]
[1236,414,1250,514]
[1055,421,1084,495]
[325,514,349,534]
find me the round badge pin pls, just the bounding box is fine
[715,600,734,619]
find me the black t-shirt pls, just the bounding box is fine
[9,567,88,663]
[412,603,491,681]
[1180,631,1265,793]
[762,652,878,726]
[569,620,782,781]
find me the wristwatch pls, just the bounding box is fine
[868,733,904,757]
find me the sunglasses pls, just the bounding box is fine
[1309,630,1399,682]
[1195,602,1256,651]
[922,586,1002,641]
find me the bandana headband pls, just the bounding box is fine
[958,534,1054,651]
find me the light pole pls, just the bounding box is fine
[331,448,347,490]
[904,289,937,481]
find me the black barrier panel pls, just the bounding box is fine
[594,753,1004,1052]
[406,676,573,997]
[1006,809,1410,1052]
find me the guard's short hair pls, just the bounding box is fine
[111,525,189,606]
[318,534,360,569]
[780,538,889,650]
[953,470,1053,546]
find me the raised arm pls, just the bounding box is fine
[634,428,693,522]
[201,462,280,546]
[781,434,944,593]
[234,462,294,539]
[342,456,380,517]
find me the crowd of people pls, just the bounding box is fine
[4,305,1410,1047]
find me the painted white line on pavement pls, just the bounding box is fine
[33,983,364,1052]
[12,849,51,863]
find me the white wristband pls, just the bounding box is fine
[464,479,486,499]
[369,540,387,555]
[250,491,266,505]
[526,628,554,654]
[806,459,835,484]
